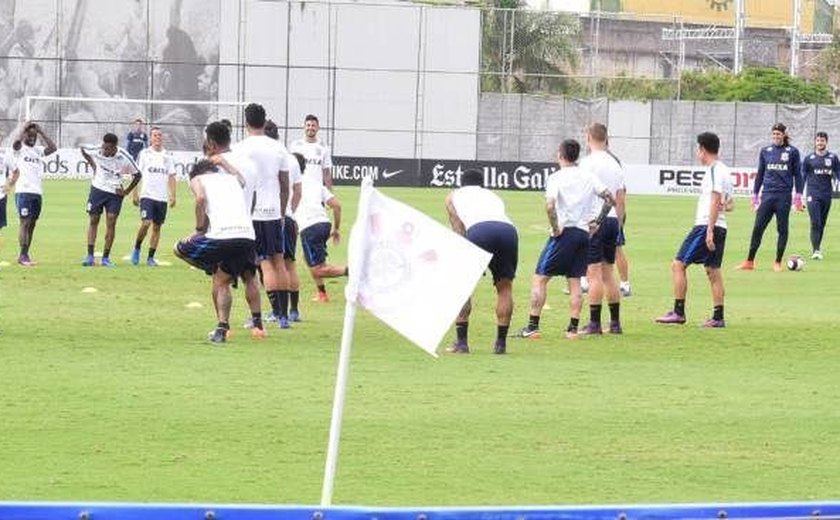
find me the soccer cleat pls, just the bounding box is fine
[608,321,623,334]
[289,310,301,322]
[517,327,542,339]
[578,322,603,336]
[493,341,507,355]
[146,257,159,267]
[131,249,140,266]
[734,260,755,271]
[445,342,470,354]
[312,292,329,303]
[17,255,36,267]
[278,316,291,329]
[251,327,267,339]
[82,255,96,267]
[655,311,686,324]
[812,250,824,260]
[208,327,229,344]
[100,257,115,268]
[565,328,579,340]
[701,318,726,328]
[265,313,278,323]
[773,261,783,273]
[620,282,632,297]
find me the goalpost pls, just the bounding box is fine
[24,96,251,150]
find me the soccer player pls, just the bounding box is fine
[5,122,57,266]
[445,168,519,355]
[232,103,293,328]
[656,132,734,328]
[80,133,141,267]
[518,139,614,341]
[736,123,803,272]
[289,114,333,189]
[296,176,347,302]
[174,156,262,344]
[580,123,626,335]
[801,131,840,260]
[131,127,176,266]
[125,118,148,161]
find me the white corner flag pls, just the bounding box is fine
[321,177,491,506]
[346,177,492,356]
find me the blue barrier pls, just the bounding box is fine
[1,502,839,520]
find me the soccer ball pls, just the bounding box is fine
[786,255,805,271]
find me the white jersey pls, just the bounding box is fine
[285,154,303,218]
[223,150,258,215]
[13,144,46,195]
[84,146,139,194]
[545,166,608,232]
[198,172,255,241]
[450,185,512,231]
[296,177,335,231]
[138,148,176,202]
[233,135,290,221]
[289,138,332,185]
[695,160,733,229]
[0,151,9,200]
[581,150,624,219]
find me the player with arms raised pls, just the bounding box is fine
[131,127,176,266]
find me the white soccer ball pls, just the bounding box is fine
[786,255,805,271]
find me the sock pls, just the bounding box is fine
[134,240,142,250]
[20,244,30,256]
[713,305,724,321]
[496,325,509,343]
[528,314,541,330]
[589,304,602,324]
[674,299,686,317]
[251,312,263,330]
[455,322,468,344]
[217,321,230,331]
[278,290,290,318]
[87,244,94,256]
[344,266,349,276]
[567,317,580,332]
[290,290,300,312]
[608,302,620,322]
[317,284,326,294]
[267,290,281,317]
[148,247,156,259]
[103,248,111,259]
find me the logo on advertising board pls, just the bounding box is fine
[656,166,757,196]
[427,161,558,190]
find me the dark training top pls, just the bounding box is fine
[754,144,803,195]
[801,151,840,199]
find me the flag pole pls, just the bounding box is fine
[320,300,358,506]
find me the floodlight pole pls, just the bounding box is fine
[790,0,802,76]
[734,0,744,74]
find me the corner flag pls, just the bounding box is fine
[346,177,492,356]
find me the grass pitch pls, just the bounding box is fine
[0,181,839,505]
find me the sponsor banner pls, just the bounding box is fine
[331,157,421,187]
[31,149,203,181]
[624,164,758,197]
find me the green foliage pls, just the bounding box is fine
[680,67,833,104]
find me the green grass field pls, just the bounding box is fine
[1,181,839,506]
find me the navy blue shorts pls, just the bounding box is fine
[0,197,7,228]
[175,235,257,278]
[253,219,285,260]
[87,187,123,216]
[676,225,727,268]
[15,193,42,220]
[535,227,589,278]
[588,216,620,265]
[140,198,168,225]
[465,221,518,283]
[282,217,298,261]
[300,222,331,267]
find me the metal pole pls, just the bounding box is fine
[791,0,802,76]
[734,0,744,73]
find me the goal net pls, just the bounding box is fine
[23,96,249,152]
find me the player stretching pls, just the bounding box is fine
[289,114,333,189]
[232,104,293,328]
[657,132,733,328]
[5,123,57,266]
[801,132,840,260]
[736,123,803,272]
[445,168,519,354]
[297,177,346,302]
[131,127,176,266]
[580,123,625,335]
[518,139,614,340]
[81,134,141,267]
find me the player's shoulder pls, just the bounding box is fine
[764,146,774,152]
